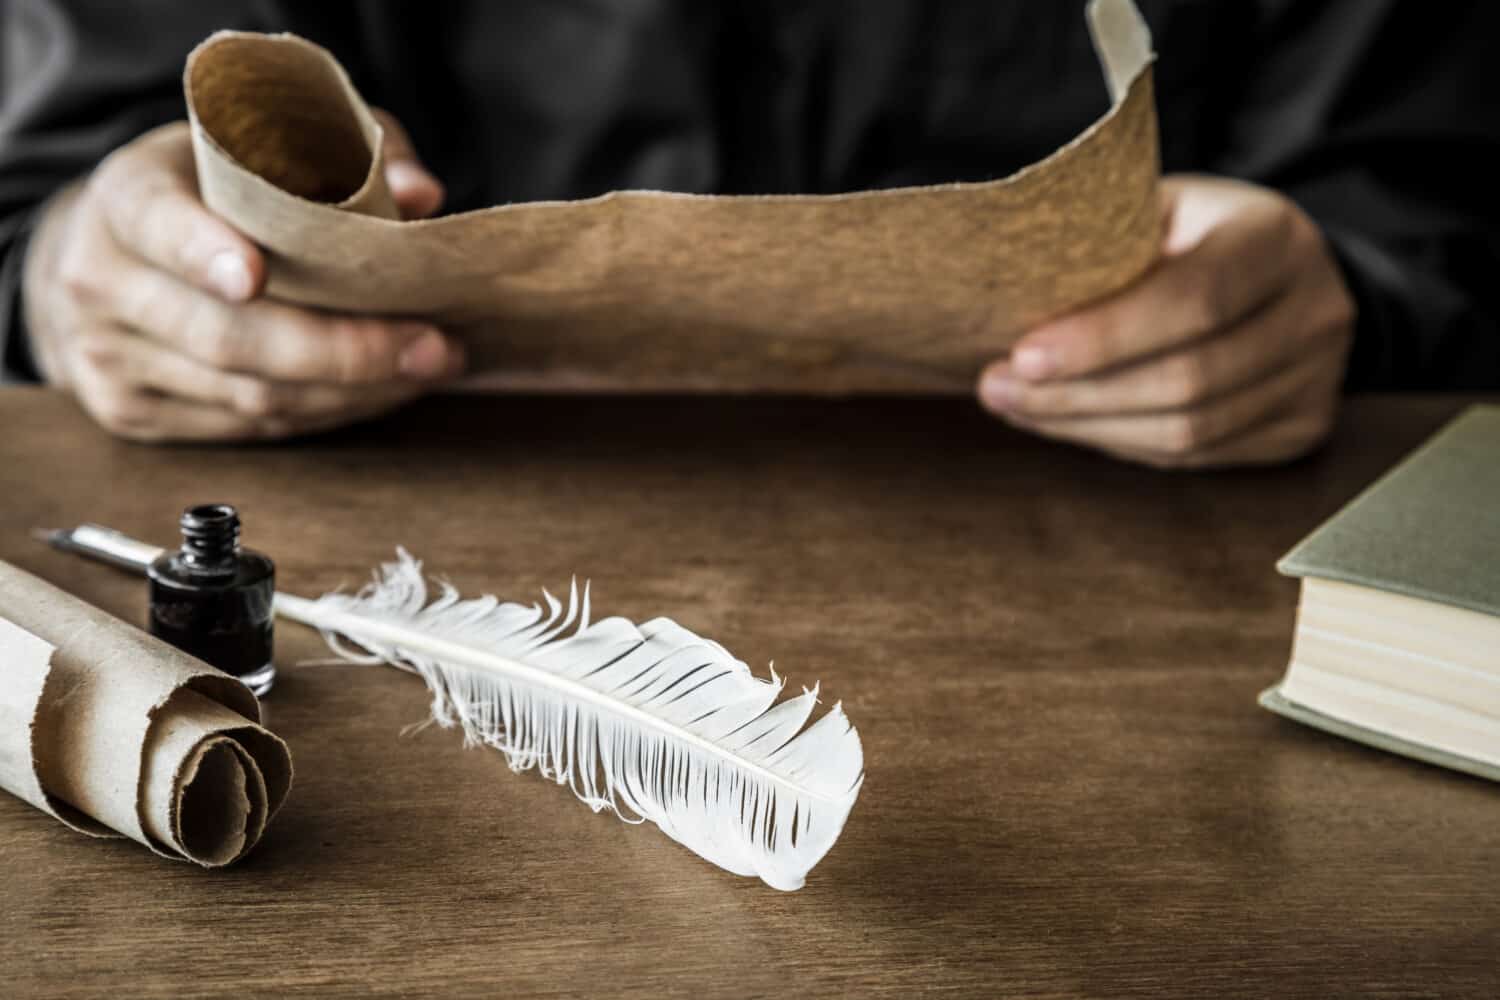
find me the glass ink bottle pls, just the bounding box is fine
[148,504,276,696]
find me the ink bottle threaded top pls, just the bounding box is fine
[147,504,276,696]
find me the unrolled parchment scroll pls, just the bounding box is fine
[0,561,292,866]
[183,0,1160,393]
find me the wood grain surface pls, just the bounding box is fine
[1,388,1496,999]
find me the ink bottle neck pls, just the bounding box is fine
[177,503,242,576]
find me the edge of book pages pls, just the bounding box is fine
[1259,684,1500,783]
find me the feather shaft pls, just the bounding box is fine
[276,592,837,803]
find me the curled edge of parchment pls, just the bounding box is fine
[182,0,1162,392]
[0,560,292,867]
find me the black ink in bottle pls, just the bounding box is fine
[148,504,276,696]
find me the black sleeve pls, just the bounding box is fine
[1206,0,1500,391]
[0,1,263,383]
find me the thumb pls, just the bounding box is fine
[373,109,445,220]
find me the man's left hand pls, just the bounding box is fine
[977,175,1355,468]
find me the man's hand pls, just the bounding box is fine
[22,113,461,442]
[977,176,1355,468]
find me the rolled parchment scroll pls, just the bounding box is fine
[0,561,292,866]
[182,0,1161,393]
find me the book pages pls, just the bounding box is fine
[0,561,292,866]
[183,0,1161,393]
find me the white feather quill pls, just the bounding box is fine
[274,551,864,891]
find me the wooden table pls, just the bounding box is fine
[2,388,1496,999]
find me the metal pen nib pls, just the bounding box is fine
[30,527,67,547]
[32,524,166,575]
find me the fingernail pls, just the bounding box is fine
[386,161,441,196]
[398,331,452,379]
[1012,345,1056,380]
[208,251,253,301]
[979,372,1019,411]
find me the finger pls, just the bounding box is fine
[72,326,282,414]
[69,367,416,443]
[266,387,422,439]
[85,331,426,424]
[1107,393,1339,469]
[108,258,465,382]
[1002,341,1345,458]
[372,109,445,220]
[979,282,1331,419]
[91,123,265,302]
[68,366,263,443]
[109,381,419,443]
[1009,193,1298,381]
[233,378,427,423]
[130,396,281,443]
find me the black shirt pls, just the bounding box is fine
[3,0,1498,388]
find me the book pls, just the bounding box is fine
[1260,405,1500,781]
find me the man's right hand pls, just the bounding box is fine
[22,118,463,442]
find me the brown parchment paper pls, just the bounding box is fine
[0,561,292,866]
[182,0,1162,393]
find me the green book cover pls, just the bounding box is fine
[1277,405,1500,618]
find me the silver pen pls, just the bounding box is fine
[32,523,166,575]
[34,521,323,630]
